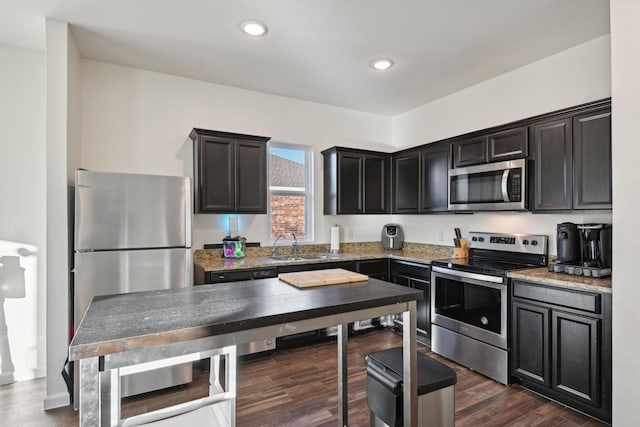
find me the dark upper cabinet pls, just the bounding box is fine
[392,151,420,213]
[190,128,270,214]
[322,147,389,215]
[419,142,451,213]
[453,136,487,167]
[488,126,529,162]
[532,104,611,212]
[532,118,573,211]
[392,143,450,214]
[453,126,528,167]
[572,109,612,209]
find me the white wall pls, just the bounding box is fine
[391,35,612,253]
[44,19,82,409]
[610,1,639,424]
[393,35,611,148]
[79,60,393,248]
[0,44,46,385]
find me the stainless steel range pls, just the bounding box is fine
[430,232,548,384]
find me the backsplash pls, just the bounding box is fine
[193,241,452,264]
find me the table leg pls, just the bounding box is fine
[337,323,348,427]
[79,357,100,426]
[102,368,120,426]
[402,301,417,427]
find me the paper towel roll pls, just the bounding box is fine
[330,225,340,253]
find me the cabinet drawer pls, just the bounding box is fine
[206,268,278,283]
[356,259,388,276]
[513,281,601,314]
[389,260,430,280]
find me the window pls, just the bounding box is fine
[269,142,313,241]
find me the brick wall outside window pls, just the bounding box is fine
[271,195,305,238]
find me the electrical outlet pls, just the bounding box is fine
[347,229,354,240]
[438,230,445,242]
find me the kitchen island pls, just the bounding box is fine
[69,275,423,426]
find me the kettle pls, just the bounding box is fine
[556,222,580,264]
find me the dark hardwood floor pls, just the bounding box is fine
[1,329,607,426]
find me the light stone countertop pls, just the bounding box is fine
[194,241,452,272]
[508,267,612,294]
[194,241,612,294]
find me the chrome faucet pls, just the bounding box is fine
[291,233,297,256]
[271,235,286,256]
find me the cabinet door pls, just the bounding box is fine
[199,136,235,212]
[453,136,487,167]
[235,140,267,213]
[512,301,551,387]
[419,143,450,213]
[573,109,612,210]
[532,118,573,211]
[337,152,363,213]
[392,153,420,213]
[552,310,601,406]
[363,155,389,213]
[410,277,430,339]
[488,126,528,162]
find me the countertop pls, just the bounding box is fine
[507,268,612,294]
[193,242,452,272]
[69,276,422,361]
[194,242,612,294]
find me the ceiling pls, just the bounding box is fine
[0,0,610,116]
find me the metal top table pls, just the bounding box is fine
[70,276,422,426]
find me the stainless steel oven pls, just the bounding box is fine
[448,158,527,211]
[430,232,548,385]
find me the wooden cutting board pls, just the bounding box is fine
[278,268,369,288]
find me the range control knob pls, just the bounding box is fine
[522,239,529,245]
[472,236,478,242]
[478,237,485,242]
[531,240,538,246]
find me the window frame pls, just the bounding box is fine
[268,141,314,243]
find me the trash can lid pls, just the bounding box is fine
[366,347,457,394]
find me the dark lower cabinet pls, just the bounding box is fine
[388,260,430,344]
[511,280,611,422]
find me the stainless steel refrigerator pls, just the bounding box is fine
[73,169,193,402]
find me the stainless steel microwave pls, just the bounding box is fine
[448,158,527,211]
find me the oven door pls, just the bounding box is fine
[431,266,508,349]
[448,158,526,211]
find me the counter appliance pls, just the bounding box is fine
[73,170,193,402]
[549,223,612,278]
[381,224,403,250]
[430,231,548,384]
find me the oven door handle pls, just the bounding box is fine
[431,265,505,284]
[501,169,510,202]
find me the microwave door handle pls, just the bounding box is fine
[501,170,510,202]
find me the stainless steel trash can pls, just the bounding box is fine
[366,347,456,427]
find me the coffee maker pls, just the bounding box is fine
[551,222,612,277]
[577,224,612,269]
[556,222,580,264]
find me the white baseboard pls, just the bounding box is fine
[0,372,15,385]
[44,392,71,410]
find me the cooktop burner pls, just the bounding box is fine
[431,257,541,276]
[432,231,549,277]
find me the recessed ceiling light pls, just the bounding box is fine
[241,20,268,37]
[371,59,394,71]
